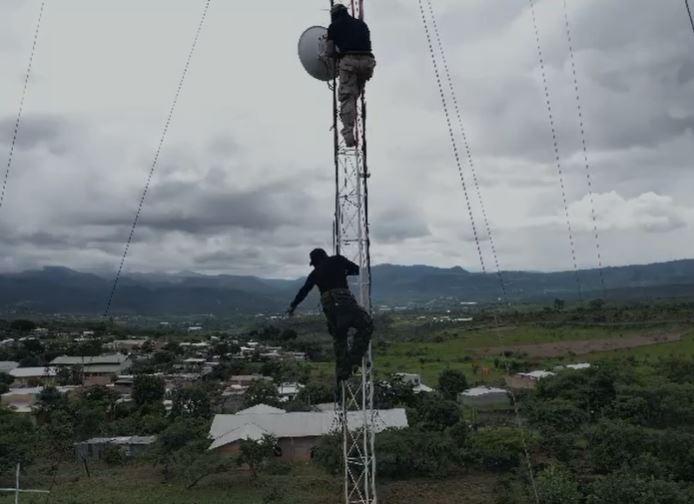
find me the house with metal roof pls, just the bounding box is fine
[0,361,19,374]
[74,436,157,461]
[50,354,132,386]
[209,405,408,461]
[459,386,511,409]
[9,367,58,387]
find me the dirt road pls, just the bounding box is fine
[474,331,682,358]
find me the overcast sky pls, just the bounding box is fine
[0,0,693,279]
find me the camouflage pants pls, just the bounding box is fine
[338,54,376,145]
[321,288,374,380]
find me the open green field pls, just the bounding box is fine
[373,322,694,386]
[0,463,497,504]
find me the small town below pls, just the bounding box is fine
[2,298,694,503]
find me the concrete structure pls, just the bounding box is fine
[113,375,134,395]
[394,372,434,393]
[50,354,132,385]
[9,367,57,387]
[74,436,156,461]
[277,382,305,402]
[209,405,408,461]
[459,386,511,409]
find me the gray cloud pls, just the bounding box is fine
[0,0,692,278]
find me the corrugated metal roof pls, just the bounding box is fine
[237,404,286,415]
[77,436,156,446]
[51,354,129,366]
[461,386,509,397]
[0,361,19,373]
[209,408,408,450]
[9,367,57,378]
[83,365,123,374]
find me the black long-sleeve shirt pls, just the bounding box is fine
[290,255,359,309]
[327,11,373,55]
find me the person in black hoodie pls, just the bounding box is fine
[326,4,376,147]
[287,248,373,381]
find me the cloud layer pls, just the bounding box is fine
[0,0,693,278]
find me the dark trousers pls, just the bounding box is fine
[321,288,374,380]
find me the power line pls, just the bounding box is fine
[417,5,539,500]
[686,0,694,35]
[0,0,48,212]
[416,0,487,277]
[528,0,583,300]
[104,0,212,317]
[561,0,607,297]
[423,0,508,301]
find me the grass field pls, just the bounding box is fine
[373,322,693,386]
[0,463,498,504]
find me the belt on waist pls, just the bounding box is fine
[321,288,354,302]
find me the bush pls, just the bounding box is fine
[132,375,165,407]
[587,471,689,504]
[0,408,36,474]
[408,395,460,431]
[243,380,280,408]
[527,399,589,432]
[265,459,292,475]
[376,428,457,479]
[312,433,342,475]
[466,427,530,471]
[536,465,581,504]
[587,420,657,474]
[438,369,468,400]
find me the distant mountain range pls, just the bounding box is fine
[1,260,694,316]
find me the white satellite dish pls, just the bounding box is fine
[298,26,337,81]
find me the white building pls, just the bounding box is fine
[277,382,305,402]
[459,386,511,409]
[0,361,19,374]
[209,405,407,461]
[394,372,434,393]
[9,367,58,386]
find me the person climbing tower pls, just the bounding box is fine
[287,248,373,382]
[326,3,376,147]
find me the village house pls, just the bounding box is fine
[0,361,19,374]
[9,367,58,387]
[277,382,305,402]
[50,354,132,386]
[2,385,78,413]
[209,405,408,461]
[459,386,511,409]
[394,372,434,393]
[74,436,157,461]
[113,375,134,395]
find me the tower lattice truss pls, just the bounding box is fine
[331,1,377,502]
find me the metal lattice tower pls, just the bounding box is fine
[330,1,377,502]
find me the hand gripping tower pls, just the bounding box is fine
[298,1,376,502]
